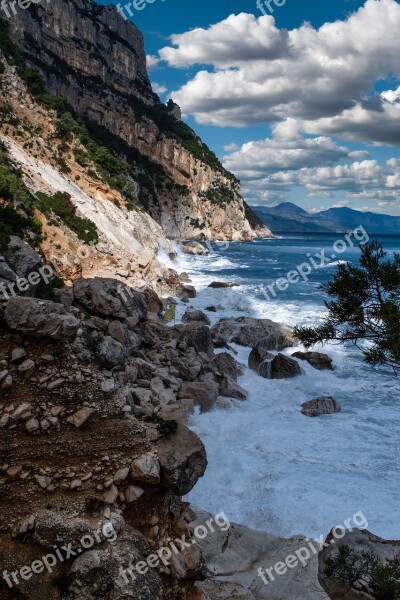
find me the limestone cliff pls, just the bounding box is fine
[8,0,272,241]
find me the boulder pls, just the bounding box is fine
[248,346,274,373]
[183,241,208,256]
[99,336,125,368]
[301,396,341,417]
[219,378,248,400]
[178,380,219,412]
[292,351,334,371]
[107,321,141,353]
[259,354,303,379]
[4,236,44,295]
[157,425,207,495]
[172,351,203,382]
[130,452,160,484]
[175,323,214,356]
[318,528,400,600]
[205,352,242,382]
[181,284,196,298]
[73,278,147,322]
[211,317,296,349]
[182,308,211,326]
[208,281,240,289]
[4,297,79,340]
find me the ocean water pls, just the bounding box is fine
[160,234,400,540]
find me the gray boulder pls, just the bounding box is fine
[248,345,274,373]
[182,308,211,326]
[205,352,243,382]
[292,351,334,371]
[73,278,147,322]
[212,317,296,349]
[220,378,248,400]
[259,354,303,379]
[175,323,214,355]
[178,380,219,412]
[107,321,142,353]
[99,336,125,368]
[4,297,79,340]
[301,396,341,417]
[4,236,44,295]
[157,425,207,495]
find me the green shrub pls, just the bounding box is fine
[143,414,178,437]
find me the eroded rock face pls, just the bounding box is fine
[301,396,341,417]
[212,317,296,349]
[318,529,400,600]
[73,278,147,322]
[4,297,80,340]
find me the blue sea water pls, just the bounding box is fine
[161,233,400,539]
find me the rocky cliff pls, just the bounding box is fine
[8,0,272,241]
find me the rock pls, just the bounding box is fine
[67,407,95,428]
[17,359,35,373]
[220,378,248,400]
[211,317,296,349]
[5,297,79,340]
[125,485,144,503]
[103,484,119,504]
[113,467,129,484]
[172,351,203,382]
[0,369,9,383]
[318,528,400,600]
[182,309,211,326]
[301,396,341,417]
[206,352,242,382]
[7,465,23,478]
[130,452,160,484]
[183,241,208,256]
[181,284,196,298]
[107,321,141,353]
[99,336,124,368]
[178,380,219,412]
[197,581,256,599]
[73,277,147,322]
[208,281,240,288]
[259,354,303,379]
[175,323,214,355]
[248,346,274,373]
[11,403,32,421]
[34,475,51,489]
[47,378,65,390]
[140,286,163,314]
[205,305,217,312]
[157,425,207,495]
[11,347,26,362]
[25,419,40,432]
[4,236,44,295]
[292,351,334,371]
[0,261,17,284]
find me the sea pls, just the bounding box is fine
[160,233,400,540]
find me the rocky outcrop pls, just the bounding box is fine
[301,396,341,417]
[292,351,334,371]
[212,317,296,349]
[8,0,271,242]
[4,297,80,340]
[318,529,400,599]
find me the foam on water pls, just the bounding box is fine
[158,239,400,539]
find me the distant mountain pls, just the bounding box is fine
[252,202,400,234]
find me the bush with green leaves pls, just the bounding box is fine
[143,414,178,437]
[294,241,400,373]
[325,545,400,599]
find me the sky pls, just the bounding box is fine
[98,0,400,215]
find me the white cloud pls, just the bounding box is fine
[146,55,160,70]
[152,82,168,95]
[157,0,400,143]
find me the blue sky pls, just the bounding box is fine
[99,0,400,215]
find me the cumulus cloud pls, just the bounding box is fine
[152,82,168,95]
[157,0,400,143]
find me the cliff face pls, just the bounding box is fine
[8,0,272,241]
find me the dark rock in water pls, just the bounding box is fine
[181,284,196,298]
[292,351,334,371]
[301,396,341,417]
[248,346,274,373]
[205,305,217,312]
[259,353,303,379]
[208,281,240,288]
[183,241,208,256]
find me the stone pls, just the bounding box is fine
[183,241,208,256]
[4,236,44,295]
[103,484,119,504]
[7,465,23,477]
[70,479,82,490]
[206,352,242,382]
[47,378,65,390]
[100,379,115,393]
[17,359,35,373]
[248,346,274,373]
[34,475,51,489]
[99,336,124,368]
[157,425,207,495]
[220,378,248,400]
[0,370,9,384]
[301,396,341,417]
[25,419,40,432]
[73,277,147,321]
[211,316,296,349]
[182,308,211,325]
[175,323,214,355]
[113,467,129,484]
[107,320,141,353]
[5,297,79,340]
[181,284,196,298]
[125,485,144,503]
[67,407,95,428]
[258,353,303,379]
[208,281,240,288]
[130,452,160,484]
[11,347,26,362]
[11,403,32,421]
[292,351,334,371]
[178,380,219,412]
